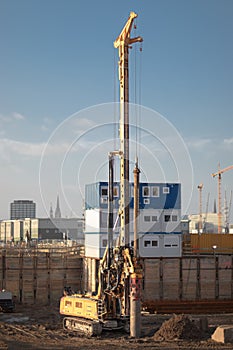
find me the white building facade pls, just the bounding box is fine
[0,217,84,244]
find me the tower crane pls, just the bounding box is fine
[197,183,203,234]
[212,164,233,233]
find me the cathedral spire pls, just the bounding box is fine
[55,195,61,218]
[49,202,53,218]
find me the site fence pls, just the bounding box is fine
[1,246,233,305]
[143,255,233,302]
[0,246,83,304]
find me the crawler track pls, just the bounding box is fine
[143,299,233,314]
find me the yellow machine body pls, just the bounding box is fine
[60,294,100,321]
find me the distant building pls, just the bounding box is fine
[31,218,84,243]
[188,212,218,233]
[0,219,23,242]
[0,217,84,244]
[10,200,36,220]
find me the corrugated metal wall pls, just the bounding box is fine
[189,233,233,254]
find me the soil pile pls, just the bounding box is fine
[153,314,202,341]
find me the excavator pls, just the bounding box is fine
[60,12,143,336]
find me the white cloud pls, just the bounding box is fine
[224,137,233,145]
[74,118,96,128]
[186,138,212,150]
[186,136,233,152]
[12,112,25,120]
[0,138,90,158]
[0,112,26,123]
[71,118,97,136]
[42,141,79,156]
[0,138,44,157]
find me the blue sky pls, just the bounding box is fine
[0,0,233,222]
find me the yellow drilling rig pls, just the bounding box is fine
[60,12,143,336]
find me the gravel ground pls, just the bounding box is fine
[0,304,233,349]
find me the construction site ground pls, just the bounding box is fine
[1,304,233,349]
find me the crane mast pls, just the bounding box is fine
[212,164,233,233]
[114,12,143,247]
[197,183,203,234]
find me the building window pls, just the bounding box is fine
[113,186,119,197]
[172,215,178,222]
[152,216,157,222]
[152,240,158,247]
[163,187,170,194]
[152,186,159,197]
[144,216,150,222]
[144,198,150,205]
[164,243,178,248]
[101,187,108,197]
[102,239,107,247]
[164,215,171,222]
[144,240,151,247]
[142,186,150,197]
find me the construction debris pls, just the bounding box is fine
[153,314,202,341]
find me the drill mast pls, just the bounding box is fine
[114,11,143,247]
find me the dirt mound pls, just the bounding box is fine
[153,314,202,341]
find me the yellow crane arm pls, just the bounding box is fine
[212,165,233,178]
[114,11,142,48]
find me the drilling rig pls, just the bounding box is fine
[60,12,143,337]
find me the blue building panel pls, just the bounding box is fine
[139,183,181,210]
[85,182,181,210]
